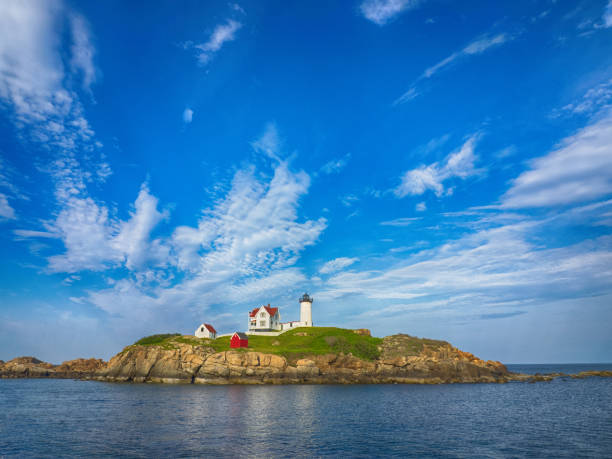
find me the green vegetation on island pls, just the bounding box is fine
[131,327,384,362]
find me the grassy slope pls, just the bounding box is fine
[131,327,383,362]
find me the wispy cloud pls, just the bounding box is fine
[395,33,514,105]
[555,79,612,117]
[0,0,109,213]
[183,107,194,123]
[319,257,359,274]
[0,0,110,247]
[394,134,481,198]
[602,0,612,28]
[320,154,351,174]
[14,229,58,239]
[0,156,29,208]
[230,3,246,15]
[40,184,168,273]
[380,217,421,226]
[69,12,97,92]
[0,193,16,220]
[193,19,242,65]
[425,33,510,79]
[319,210,612,307]
[340,194,359,207]
[502,110,612,208]
[15,126,327,330]
[479,311,526,320]
[86,162,326,322]
[251,122,282,161]
[360,0,421,26]
[0,1,101,154]
[394,87,419,105]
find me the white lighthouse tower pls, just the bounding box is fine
[299,293,313,327]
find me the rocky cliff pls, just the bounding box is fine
[3,332,610,384]
[94,333,511,384]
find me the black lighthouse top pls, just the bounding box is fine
[299,293,313,303]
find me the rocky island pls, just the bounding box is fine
[1,327,610,384]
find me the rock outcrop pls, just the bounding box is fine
[93,334,512,384]
[3,334,611,385]
[0,356,106,379]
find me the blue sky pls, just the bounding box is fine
[1,0,612,363]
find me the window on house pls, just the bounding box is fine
[201,327,204,332]
[260,320,265,326]
[260,312,265,317]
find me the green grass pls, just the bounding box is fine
[130,327,383,362]
[134,333,181,346]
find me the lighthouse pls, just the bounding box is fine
[299,293,313,327]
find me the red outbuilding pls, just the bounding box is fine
[230,332,249,348]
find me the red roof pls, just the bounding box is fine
[249,304,279,318]
[204,323,217,334]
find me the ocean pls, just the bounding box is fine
[1,364,611,458]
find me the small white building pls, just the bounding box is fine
[194,323,217,339]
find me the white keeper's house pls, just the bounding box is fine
[248,293,314,333]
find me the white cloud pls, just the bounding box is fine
[414,133,451,156]
[394,134,481,198]
[320,154,350,174]
[0,0,64,125]
[0,193,16,220]
[114,185,169,271]
[502,110,612,208]
[395,33,513,105]
[194,19,242,65]
[360,0,421,25]
[416,201,427,211]
[171,162,326,274]
[425,33,510,79]
[0,157,27,201]
[319,211,612,307]
[20,183,168,273]
[556,79,612,117]
[83,159,326,324]
[69,13,97,92]
[14,229,58,238]
[183,108,194,123]
[0,0,109,240]
[45,196,122,272]
[0,0,100,153]
[340,194,359,207]
[319,257,359,274]
[494,146,516,159]
[251,122,281,161]
[380,217,420,226]
[393,87,419,106]
[603,1,612,28]
[230,3,246,15]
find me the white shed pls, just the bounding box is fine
[195,323,217,339]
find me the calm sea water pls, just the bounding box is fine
[1,364,611,458]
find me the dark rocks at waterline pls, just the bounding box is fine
[0,356,106,379]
